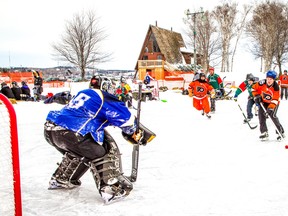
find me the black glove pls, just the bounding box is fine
[266,108,274,117]
[220,88,225,96]
[254,95,262,104]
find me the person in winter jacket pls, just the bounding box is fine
[279,69,288,100]
[1,82,15,99]
[252,70,285,141]
[233,73,258,123]
[188,72,215,119]
[20,81,31,100]
[32,70,43,101]
[11,81,22,100]
[207,68,224,112]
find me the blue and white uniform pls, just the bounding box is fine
[46,89,136,143]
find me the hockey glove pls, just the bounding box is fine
[188,89,193,97]
[266,108,274,117]
[220,88,225,96]
[210,90,216,99]
[253,95,262,104]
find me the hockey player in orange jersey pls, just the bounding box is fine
[188,72,215,119]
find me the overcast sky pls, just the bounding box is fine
[1,0,274,73]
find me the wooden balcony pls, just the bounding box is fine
[137,60,164,69]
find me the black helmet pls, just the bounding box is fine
[246,73,254,81]
[120,76,126,84]
[90,76,101,89]
[199,72,206,78]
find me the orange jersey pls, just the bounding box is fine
[252,79,280,109]
[279,74,288,86]
[188,80,214,98]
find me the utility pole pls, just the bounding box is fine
[185,8,204,71]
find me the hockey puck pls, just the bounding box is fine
[285,145,288,149]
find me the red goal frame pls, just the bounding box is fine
[0,93,22,215]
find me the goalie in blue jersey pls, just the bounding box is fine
[44,76,155,204]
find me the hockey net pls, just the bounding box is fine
[0,93,22,216]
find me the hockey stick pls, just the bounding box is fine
[129,82,142,182]
[259,102,284,140]
[235,102,258,129]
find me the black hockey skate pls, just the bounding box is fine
[243,118,251,124]
[276,131,285,141]
[259,132,269,141]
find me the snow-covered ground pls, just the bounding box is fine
[7,81,288,215]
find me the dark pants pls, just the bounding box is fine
[210,98,216,111]
[281,87,288,100]
[246,98,255,119]
[44,122,106,160]
[258,103,284,134]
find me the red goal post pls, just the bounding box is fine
[0,93,22,216]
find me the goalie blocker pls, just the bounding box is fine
[122,122,156,145]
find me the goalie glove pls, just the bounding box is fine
[122,122,156,145]
[122,130,144,145]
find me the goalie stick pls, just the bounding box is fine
[129,82,142,182]
[235,102,258,130]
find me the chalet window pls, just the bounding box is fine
[157,55,162,60]
[143,56,148,60]
[153,41,160,52]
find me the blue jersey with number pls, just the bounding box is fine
[46,89,136,143]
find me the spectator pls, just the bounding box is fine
[32,70,43,101]
[1,82,15,99]
[21,81,31,100]
[11,81,22,100]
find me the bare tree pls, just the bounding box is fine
[184,11,222,73]
[197,11,222,73]
[246,1,288,73]
[52,10,111,80]
[212,1,238,72]
[230,4,252,72]
[273,4,288,74]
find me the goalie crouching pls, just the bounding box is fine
[44,76,156,204]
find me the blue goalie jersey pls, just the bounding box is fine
[46,89,136,143]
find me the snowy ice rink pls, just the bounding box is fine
[12,83,288,216]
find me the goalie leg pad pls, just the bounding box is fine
[49,152,87,189]
[89,142,133,204]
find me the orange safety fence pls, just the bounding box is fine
[0,72,65,87]
[0,72,41,84]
